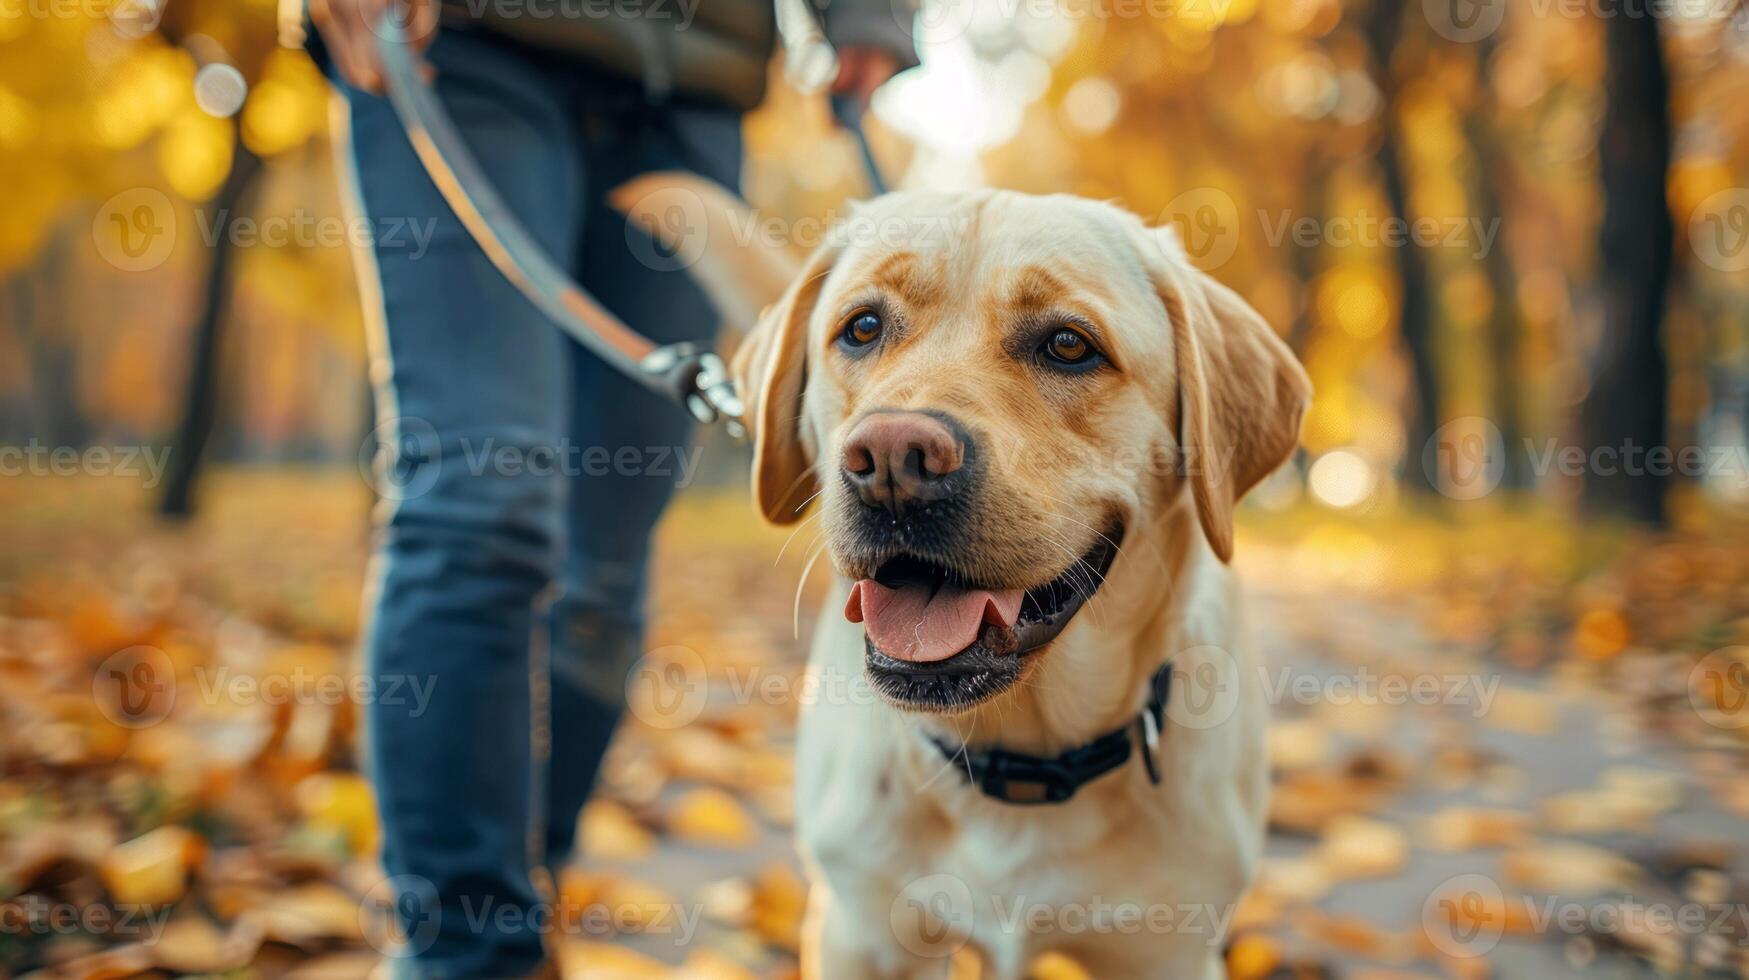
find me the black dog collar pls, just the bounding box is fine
[928,661,1172,804]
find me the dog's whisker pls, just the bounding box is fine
[774,509,822,566]
[1040,533,1105,602]
[1034,533,1111,631]
[1028,491,1129,553]
[790,487,825,515]
[912,725,971,793]
[770,464,821,518]
[1031,489,1175,580]
[793,541,829,641]
[958,714,976,784]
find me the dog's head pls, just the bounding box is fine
[735,191,1310,714]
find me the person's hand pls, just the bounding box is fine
[310,0,439,94]
[831,46,901,111]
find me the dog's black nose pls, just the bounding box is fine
[841,411,969,513]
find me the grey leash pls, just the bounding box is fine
[373,16,745,432]
[372,16,891,434]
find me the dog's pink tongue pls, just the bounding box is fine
[845,579,1024,662]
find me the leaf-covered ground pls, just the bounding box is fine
[3,472,1748,979]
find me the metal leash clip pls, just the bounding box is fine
[640,343,745,436]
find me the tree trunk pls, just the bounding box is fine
[1364,0,1440,493]
[1462,42,1531,491]
[1579,10,1673,523]
[157,133,262,519]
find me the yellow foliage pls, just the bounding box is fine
[158,107,233,199]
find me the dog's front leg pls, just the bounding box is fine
[802,882,964,980]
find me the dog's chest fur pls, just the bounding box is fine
[794,573,1265,980]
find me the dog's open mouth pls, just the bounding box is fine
[847,524,1123,713]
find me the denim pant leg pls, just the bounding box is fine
[541,102,744,863]
[339,31,583,978]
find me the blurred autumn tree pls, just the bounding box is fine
[151,0,277,517]
[0,0,359,498]
[3,0,1748,523]
[974,0,1749,520]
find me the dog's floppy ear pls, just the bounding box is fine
[732,243,839,525]
[1146,230,1312,563]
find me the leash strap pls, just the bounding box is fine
[930,662,1172,805]
[831,94,888,196]
[372,16,745,433]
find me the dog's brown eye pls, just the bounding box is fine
[1043,328,1094,365]
[841,312,883,350]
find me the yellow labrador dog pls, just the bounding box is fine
[625,182,1309,978]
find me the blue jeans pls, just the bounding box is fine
[334,28,741,978]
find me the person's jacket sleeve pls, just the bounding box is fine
[815,0,922,71]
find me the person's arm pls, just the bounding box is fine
[816,0,921,106]
[309,0,439,93]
